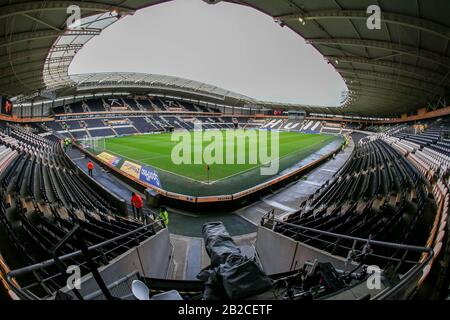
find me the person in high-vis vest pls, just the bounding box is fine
[158,206,169,227]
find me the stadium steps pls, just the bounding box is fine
[82,101,91,113]
[108,126,119,136]
[101,98,111,111]
[126,118,140,133]
[148,99,160,111]
[133,99,147,111]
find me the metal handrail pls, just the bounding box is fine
[17,224,154,292]
[262,217,433,255]
[261,216,434,272]
[5,219,164,300]
[261,216,434,299]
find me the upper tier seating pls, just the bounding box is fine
[52,105,65,115]
[86,99,106,112]
[123,98,140,111]
[138,99,155,111]
[70,101,83,113]
[43,121,64,132]
[131,117,158,133]
[88,128,115,137]
[64,120,82,130]
[382,120,450,180]
[84,118,105,128]
[115,126,138,135]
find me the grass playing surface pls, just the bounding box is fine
[101,130,336,183]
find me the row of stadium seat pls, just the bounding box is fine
[0,125,158,295]
[382,123,450,180]
[1,127,120,214]
[274,137,427,270]
[367,122,450,286]
[43,114,250,140]
[52,97,221,115]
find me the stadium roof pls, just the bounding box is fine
[69,72,257,103]
[1,0,449,116]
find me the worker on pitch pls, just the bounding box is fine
[159,206,169,227]
[131,192,144,221]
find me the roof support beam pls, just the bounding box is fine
[0,30,61,48]
[348,90,418,104]
[0,48,49,67]
[348,85,422,99]
[276,10,450,41]
[0,1,135,20]
[1,65,43,79]
[350,91,417,104]
[0,44,82,67]
[308,38,450,69]
[0,58,43,71]
[50,44,84,52]
[1,78,44,93]
[3,57,73,76]
[327,56,446,82]
[45,56,75,65]
[345,77,428,97]
[347,100,409,114]
[337,68,447,92]
[0,71,43,87]
[21,13,62,32]
[43,66,71,74]
[0,29,100,48]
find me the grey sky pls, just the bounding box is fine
[69,0,346,106]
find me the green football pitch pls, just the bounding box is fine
[100,130,337,183]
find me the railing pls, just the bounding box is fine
[5,219,164,300]
[260,214,434,300]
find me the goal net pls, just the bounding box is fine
[81,136,105,154]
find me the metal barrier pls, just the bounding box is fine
[260,213,434,299]
[5,219,164,300]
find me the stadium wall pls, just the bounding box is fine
[255,226,351,274]
[61,228,171,299]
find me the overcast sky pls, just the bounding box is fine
[69,0,346,106]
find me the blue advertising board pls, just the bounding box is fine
[139,166,162,188]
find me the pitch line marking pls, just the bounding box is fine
[103,133,338,185]
[210,137,337,184]
[105,149,211,184]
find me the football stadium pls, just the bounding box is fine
[0,0,449,306]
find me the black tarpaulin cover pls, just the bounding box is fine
[197,222,273,300]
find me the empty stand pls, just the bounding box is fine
[272,137,428,272]
[0,125,161,298]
